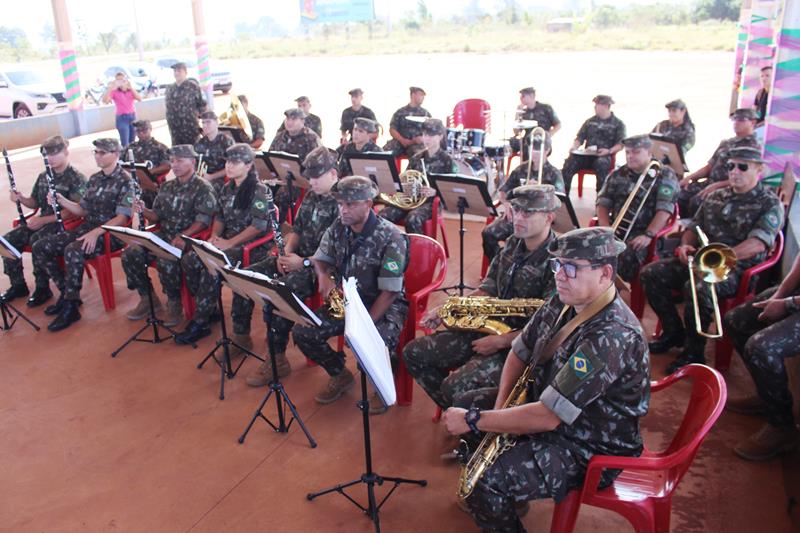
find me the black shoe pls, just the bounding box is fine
[26,286,53,307]
[175,320,211,345]
[666,352,705,374]
[47,300,81,332]
[1,284,29,301]
[648,332,685,354]
[208,308,222,324]
[44,296,81,316]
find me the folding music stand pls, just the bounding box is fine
[428,173,497,295]
[183,236,265,400]
[264,151,307,221]
[346,152,401,196]
[103,226,186,356]
[0,236,39,332]
[553,192,580,234]
[649,133,688,177]
[307,278,426,532]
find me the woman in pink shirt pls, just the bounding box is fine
[102,72,142,148]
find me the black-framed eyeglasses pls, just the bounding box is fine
[726,161,750,172]
[549,258,604,279]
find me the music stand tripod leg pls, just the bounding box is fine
[438,196,476,296]
[0,297,40,331]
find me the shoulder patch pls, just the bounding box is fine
[383,259,400,273]
[254,200,265,210]
[568,351,593,379]
[766,211,780,229]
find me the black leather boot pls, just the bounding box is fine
[47,300,81,332]
[1,284,29,301]
[26,286,53,307]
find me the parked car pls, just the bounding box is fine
[154,57,232,94]
[0,68,68,119]
[101,63,160,97]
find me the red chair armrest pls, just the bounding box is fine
[242,230,274,267]
[735,232,783,301]
[11,209,39,228]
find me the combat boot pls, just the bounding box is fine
[725,394,768,415]
[245,352,291,387]
[44,295,82,316]
[228,333,253,359]
[1,284,28,301]
[733,423,800,461]
[162,298,184,327]
[648,330,685,354]
[47,299,81,332]
[665,352,705,374]
[368,390,389,415]
[126,294,162,321]
[315,367,355,404]
[26,285,53,307]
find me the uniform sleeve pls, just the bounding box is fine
[595,172,615,209]
[30,174,44,205]
[683,125,696,153]
[291,195,311,235]
[500,165,524,194]
[389,110,402,130]
[547,167,565,193]
[339,110,348,132]
[684,196,707,233]
[576,119,590,143]
[377,233,407,292]
[193,183,217,226]
[511,306,546,362]
[708,141,725,166]
[156,143,170,166]
[312,225,336,264]
[654,168,679,214]
[478,254,499,295]
[365,108,377,122]
[223,135,234,151]
[115,175,134,218]
[748,197,785,248]
[194,84,206,114]
[613,119,626,145]
[248,184,270,232]
[549,105,561,127]
[252,117,266,141]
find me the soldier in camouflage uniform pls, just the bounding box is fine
[276,96,323,138]
[339,88,377,144]
[122,119,170,208]
[722,254,800,461]
[236,95,266,150]
[164,62,206,146]
[32,138,133,332]
[651,99,696,155]
[510,87,561,156]
[677,107,759,218]
[244,147,341,385]
[336,117,381,177]
[383,86,432,157]
[596,135,679,282]
[121,145,216,327]
[292,176,409,410]
[561,94,626,195]
[482,132,564,262]
[175,144,273,345]
[195,110,234,196]
[379,118,456,234]
[441,227,649,533]
[642,146,784,373]
[404,185,560,414]
[2,136,87,307]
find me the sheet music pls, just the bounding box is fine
[0,235,21,260]
[343,277,396,407]
[103,225,183,259]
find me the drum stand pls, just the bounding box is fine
[0,294,39,332]
[438,196,475,296]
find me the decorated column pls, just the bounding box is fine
[51,0,82,114]
[731,0,753,113]
[739,0,780,108]
[191,0,214,110]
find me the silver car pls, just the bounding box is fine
[0,69,68,119]
[154,57,232,94]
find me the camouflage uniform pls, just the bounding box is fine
[383,104,431,156]
[195,132,234,197]
[465,227,649,533]
[121,137,170,207]
[641,181,784,357]
[512,102,560,155]
[121,174,216,300]
[246,111,266,144]
[3,165,86,291]
[268,125,323,221]
[652,119,696,155]
[336,140,381,177]
[165,79,205,146]
[340,105,377,138]
[596,161,678,281]
[276,113,323,138]
[32,164,133,301]
[561,108,626,194]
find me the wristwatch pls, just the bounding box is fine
[465,407,481,436]
[644,230,656,239]
[302,258,312,268]
[786,295,800,313]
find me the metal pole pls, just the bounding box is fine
[132,0,145,61]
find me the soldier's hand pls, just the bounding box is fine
[679,175,694,188]
[170,235,184,249]
[411,136,423,145]
[421,186,436,198]
[629,235,652,251]
[26,215,46,230]
[318,276,335,299]
[441,407,470,435]
[596,148,610,156]
[278,253,303,273]
[78,228,102,254]
[132,199,145,214]
[9,190,20,203]
[676,244,696,265]
[209,236,232,250]
[754,298,788,322]
[471,335,507,356]
[420,307,443,330]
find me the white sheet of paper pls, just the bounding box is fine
[0,235,21,260]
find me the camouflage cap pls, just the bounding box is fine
[548,227,626,260]
[519,86,536,96]
[531,131,552,153]
[622,134,653,150]
[730,108,758,121]
[302,146,338,179]
[422,118,445,136]
[349,88,363,96]
[353,117,378,133]
[331,176,378,202]
[284,108,306,119]
[226,143,255,164]
[509,184,561,213]
[93,138,121,152]
[170,61,187,70]
[665,99,686,110]
[294,95,310,103]
[409,86,426,95]
[199,110,217,120]
[593,94,614,105]
[41,135,68,155]
[132,119,152,130]
[168,144,197,159]
[728,146,767,164]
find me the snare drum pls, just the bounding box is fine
[446,128,464,153]
[454,154,487,178]
[464,129,485,152]
[484,144,510,159]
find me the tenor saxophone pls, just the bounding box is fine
[438,296,544,335]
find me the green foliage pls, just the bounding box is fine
[693,0,742,22]
[591,6,624,28]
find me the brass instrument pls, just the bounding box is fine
[524,126,547,185]
[438,296,544,335]
[610,160,662,242]
[218,94,253,141]
[378,168,429,211]
[196,153,207,178]
[688,226,737,338]
[326,277,345,319]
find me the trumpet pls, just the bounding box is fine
[523,127,547,185]
[688,226,737,338]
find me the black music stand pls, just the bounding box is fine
[263,151,307,222]
[184,236,265,400]
[0,236,39,332]
[553,192,581,234]
[649,133,688,177]
[227,267,319,448]
[428,173,497,295]
[103,226,186,355]
[307,278,426,532]
[346,152,401,196]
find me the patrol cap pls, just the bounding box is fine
[730,108,757,121]
[508,184,561,213]
[302,146,338,179]
[422,118,445,136]
[519,87,536,96]
[622,134,652,150]
[728,146,766,164]
[548,227,626,260]
[331,175,378,202]
[132,119,152,130]
[592,94,614,106]
[409,86,426,95]
[199,110,217,120]
[225,143,255,164]
[295,95,310,104]
[93,138,121,152]
[349,88,363,96]
[665,99,686,110]
[168,144,197,159]
[353,117,378,133]
[531,131,552,153]
[284,108,306,119]
[41,135,68,155]
[171,61,187,70]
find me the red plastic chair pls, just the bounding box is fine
[630,205,680,318]
[448,99,491,132]
[577,153,616,198]
[550,363,727,533]
[422,196,450,259]
[84,229,126,311]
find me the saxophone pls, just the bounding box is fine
[326,276,345,319]
[438,296,544,335]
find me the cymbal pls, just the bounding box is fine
[405,116,428,123]
[513,120,538,129]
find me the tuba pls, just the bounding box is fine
[611,160,662,242]
[438,296,544,335]
[378,168,429,211]
[688,226,737,338]
[218,94,253,141]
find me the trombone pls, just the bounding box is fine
[688,226,737,338]
[523,126,547,185]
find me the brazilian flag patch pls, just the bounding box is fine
[568,351,593,380]
[766,212,779,229]
[659,185,673,197]
[383,259,400,273]
[254,200,265,210]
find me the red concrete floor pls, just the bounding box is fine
[1,135,798,532]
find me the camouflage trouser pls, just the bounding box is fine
[482,217,513,262]
[167,119,200,146]
[640,256,742,354]
[723,285,800,429]
[2,222,62,288]
[239,256,317,347]
[379,201,433,235]
[466,437,583,533]
[403,330,506,409]
[121,235,183,300]
[676,181,705,220]
[561,154,613,195]
[32,224,124,301]
[382,139,424,158]
[292,299,408,377]
[617,243,648,283]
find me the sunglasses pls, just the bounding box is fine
[725,161,750,172]
[549,258,604,279]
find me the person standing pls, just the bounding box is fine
[102,72,141,148]
[164,62,206,146]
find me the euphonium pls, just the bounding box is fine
[326,276,345,319]
[218,94,253,140]
[378,169,428,211]
[438,296,544,335]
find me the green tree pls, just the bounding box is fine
[693,0,741,21]
[98,32,117,53]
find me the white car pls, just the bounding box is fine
[154,57,232,94]
[101,63,159,96]
[0,69,68,119]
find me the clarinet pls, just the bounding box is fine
[40,147,65,232]
[266,187,285,257]
[126,149,146,231]
[3,147,26,227]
